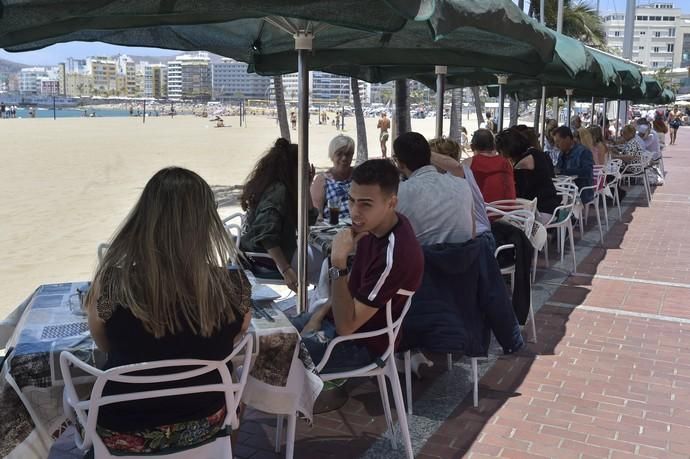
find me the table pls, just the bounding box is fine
[308,222,351,256]
[1,280,322,458]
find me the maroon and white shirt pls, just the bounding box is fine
[348,213,424,356]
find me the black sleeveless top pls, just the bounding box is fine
[97,268,250,432]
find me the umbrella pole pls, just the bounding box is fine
[566,89,573,128]
[591,97,596,126]
[540,86,547,147]
[295,32,313,314]
[616,100,621,137]
[602,98,608,134]
[435,66,447,139]
[496,74,508,131]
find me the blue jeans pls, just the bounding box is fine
[289,312,373,374]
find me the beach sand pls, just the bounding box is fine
[0,112,484,318]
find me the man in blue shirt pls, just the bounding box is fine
[554,126,595,203]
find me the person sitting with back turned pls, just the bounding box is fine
[464,129,517,207]
[239,138,320,290]
[393,132,475,246]
[553,125,595,203]
[86,167,251,455]
[291,159,424,373]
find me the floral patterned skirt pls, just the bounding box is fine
[94,405,227,454]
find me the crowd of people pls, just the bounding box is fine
[80,102,679,453]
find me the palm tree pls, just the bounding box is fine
[273,75,290,141]
[350,77,368,164]
[449,88,463,140]
[395,80,411,135]
[470,86,485,127]
[530,0,606,48]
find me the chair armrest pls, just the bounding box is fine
[315,327,392,374]
[494,244,515,258]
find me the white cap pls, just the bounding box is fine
[637,124,649,134]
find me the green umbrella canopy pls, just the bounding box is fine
[1,1,557,78]
[289,23,590,87]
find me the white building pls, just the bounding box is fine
[277,72,370,104]
[143,63,168,99]
[603,2,684,69]
[19,67,48,94]
[211,58,271,101]
[166,53,211,101]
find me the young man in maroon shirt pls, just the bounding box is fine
[293,159,424,373]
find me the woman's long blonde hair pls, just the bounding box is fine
[89,167,243,338]
[577,127,595,151]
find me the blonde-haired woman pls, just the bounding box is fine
[86,167,251,454]
[588,125,608,165]
[310,134,355,220]
[577,127,595,151]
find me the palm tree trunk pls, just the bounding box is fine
[351,77,368,164]
[471,86,484,127]
[273,76,290,141]
[509,96,519,127]
[395,80,411,135]
[449,88,463,140]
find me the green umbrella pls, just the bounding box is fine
[0,0,558,329]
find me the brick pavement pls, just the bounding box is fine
[236,128,690,458]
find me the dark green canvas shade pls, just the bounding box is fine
[2,1,557,78]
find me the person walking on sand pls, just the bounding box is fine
[377,112,391,158]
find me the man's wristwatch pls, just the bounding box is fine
[328,266,349,280]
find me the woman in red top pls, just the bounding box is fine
[463,129,516,204]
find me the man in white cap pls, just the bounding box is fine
[636,119,661,160]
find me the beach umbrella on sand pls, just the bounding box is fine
[0,1,557,335]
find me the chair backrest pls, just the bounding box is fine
[315,291,414,374]
[97,243,110,264]
[484,207,535,239]
[60,333,253,453]
[486,198,538,216]
[222,212,245,246]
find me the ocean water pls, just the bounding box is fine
[7,108,142,118]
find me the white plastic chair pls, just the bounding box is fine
[97,243,110,264]
[543,182,579,273]
[222,212,245,246]
[485,207,538,345]
[576,168,606,244]
[620,153,652,205]
[60,333,253,459]
[278,292,415,459]
[603,159,623,225]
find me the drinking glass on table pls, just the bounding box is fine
[328,198,341,225]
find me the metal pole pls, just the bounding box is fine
[557,0,564,33]
[566,89,573,128]
[53,95,56,120]
[143,99,146,124]
[497,74,508,131]
[615,100,621,136]
[295,32,313,314]
[458,87,463,129]
[602,98,608,132]
[540,0,545,25]
[435,66,447,138]
[540,86,547,147]
[591,97,596,126]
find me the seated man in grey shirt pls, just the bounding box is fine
[393,132,475,245]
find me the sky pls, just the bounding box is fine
[2,0,690,66]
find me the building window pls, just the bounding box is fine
[654,46,660,52]
[639,45,645,50]
[652,62,659,68]
[655,31,662,37]
[670,28,676,37]
[640,31,646,35]
[614,31,621,37]
[668,44,675,52]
